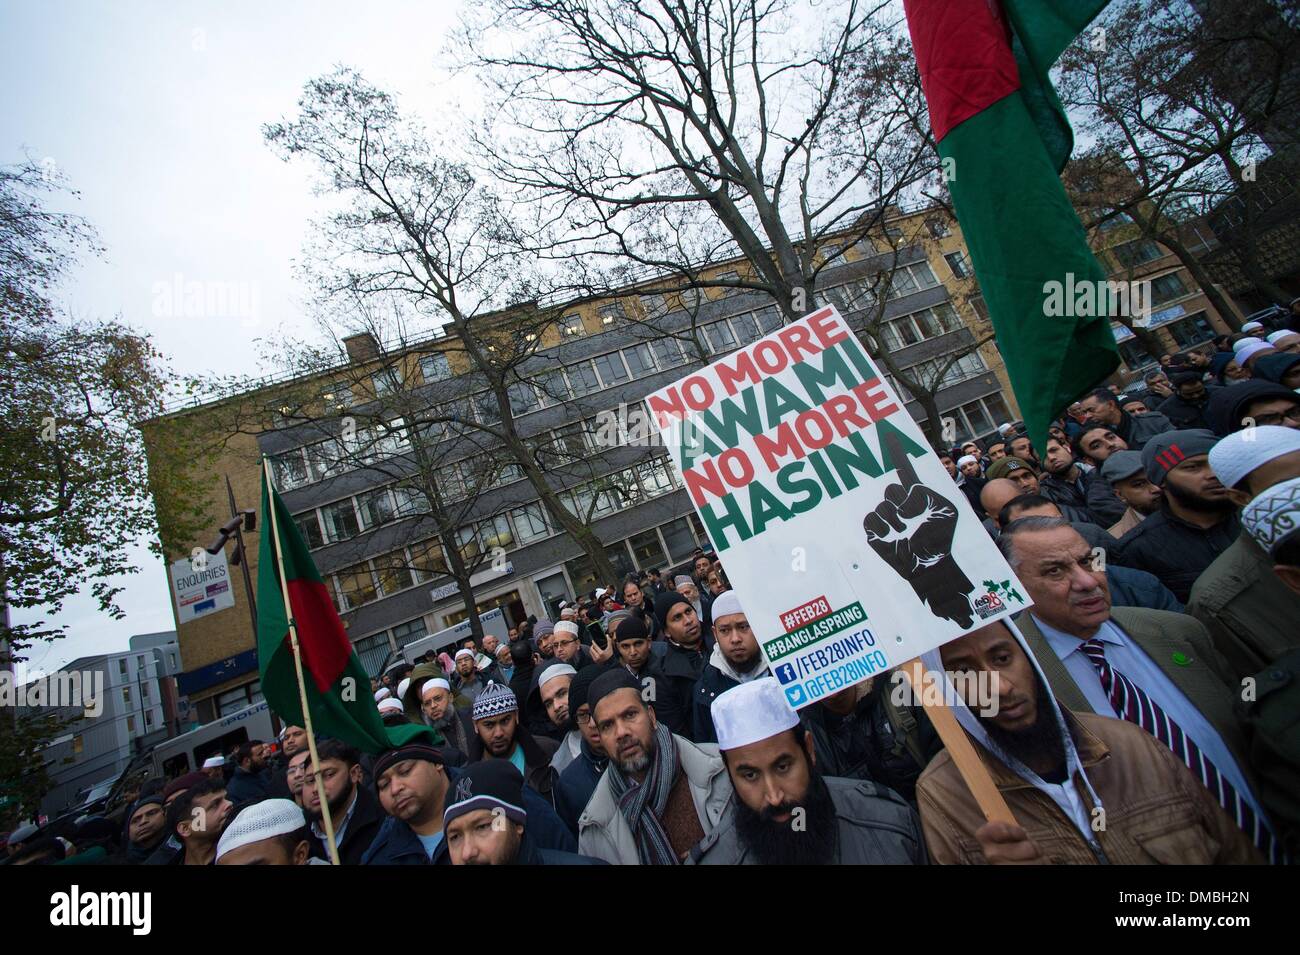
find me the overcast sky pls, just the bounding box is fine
[2,0,472,672]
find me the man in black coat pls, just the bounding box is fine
[652,591,707,739]
[300,738,386,866]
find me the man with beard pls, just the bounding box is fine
[555,665,610,833]
[225,740,271,804]
[999,517,1278,862]
[1115,430,1241,602]
[534,662,581,774]
[122,796,168,863]
[578,670,733,864]
[689,679,926,865]
[299,739,386,865]
[916,620,1260,864]
[652,591,707,738]
[452,649,489,702]
[551,620,593,670]
[955,454,986,512]
[1038,435,1124,526]
[1008,433,1042,470]
[420,677,473,757]
[1072,425,1128,469]
[442,761,603,865]
[691,590,770,745]
[148,779,233,865]
[468,681,560,806]
[1158,372,1221,430]
[1098,451,1162,538]
[216,799,324,866]
[1189,426,1300,681]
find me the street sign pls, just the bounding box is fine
[169,548,236,624]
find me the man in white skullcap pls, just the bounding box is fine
[453,648,487,702]
[1267,329,1300,353]
[690,590,770,745]
[216,799,323,865]
[201,756,226,781]
[550,619,591,669]
[688,679,926,865]
[1236,338,1277,371]
[1188,426,1300,681]
[1241,476,1300,596]
[674,575,704,622]
[420,676,471,754]
[1241,321,1265,334]
[532,661,581,773]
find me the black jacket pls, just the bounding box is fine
[225,766,271,806]
[1158,386,1222,430]
[307,782,387,866]
[652,642,707,739]
[1038,470,1102,525]
[465,723,560,807]
[800,680,941,805]
[554,738,608,834]
[691,663,742,745]
[1114,507,1241,604]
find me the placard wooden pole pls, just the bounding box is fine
[902,656,1016,825]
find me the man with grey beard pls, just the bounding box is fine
[576,670,733,865]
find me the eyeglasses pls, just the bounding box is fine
[1249,408,1300,427]
[575,711,592,726]
[552,638,579,649]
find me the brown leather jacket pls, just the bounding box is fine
[917,710,1262,865]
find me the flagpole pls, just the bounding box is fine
[261,456,342,866]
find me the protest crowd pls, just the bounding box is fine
[5,312,1300,869]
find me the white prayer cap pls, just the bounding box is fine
[538,663,578,690]
[709,589,744,621]
[202,756,225,769]
[1210,426,1300,490]
[1237,340,1275,365]
[216,799,307,861]
[595,587,609,599]
[1267,330,1297,345]
[560,607,578,621]
[997,422,1015,435]
[1242,321,1265,333]
[554,620,580,637]
[957,454,978,468]
[1233,336,1265,353]
[455,649,475,660]
[397,678,411,701]
[7,822,38,844]
[711,679,799,751]
[1241,476,1300,556]
[378,697,404,715]
[558,600,568,609]
[420,677,451,699]
[674,574,694,589]
[374,688,391,702]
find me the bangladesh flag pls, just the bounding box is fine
[904,0,1119,449]
[256,462,437,753]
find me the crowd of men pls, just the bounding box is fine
[5,315,1300,867]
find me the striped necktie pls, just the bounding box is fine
[1078,638,1277,863]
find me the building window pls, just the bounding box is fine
[372,369,402,396]
[320,500,361,544]
[118,659,127,678]
[356,488,396,531]
[598,303,626,327]
[410,538,449,580]
[126,716,136,735]
[1149,272,1188,306]
[122,686,131,705]
[419,353,451,383]
[926,217,950,238]
[566,361,601,397]
[650,338,685,369]
[629,529,668,569]
[1167,312,1214,349]
[335,563,378,610]
[754,306,783,334]
[593,352,630,386]
[624,342,656,377]
[294,512,325,550]
[513,502,550,544]
[1111,238,1163,269]
[273,451,309,490]
[374,551,415,597]
[641,293,668,318]
[72,735,84,755]
[507,380,540,416]
[704,321,738,354]
[944,252,970,279]
[559,313,586,338]
[660,517,698,562]
[731,313,761,345]
[534,370,570,406]
[145,710,154,727]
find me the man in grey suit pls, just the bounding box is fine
[997,516,1280,862]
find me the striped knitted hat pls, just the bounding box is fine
[471,681,518,722]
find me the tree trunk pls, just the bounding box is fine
[1154,228,1245,331]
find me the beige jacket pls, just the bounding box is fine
[917,710,1262,865]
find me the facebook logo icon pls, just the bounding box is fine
[775,663,797,684]
[785,685,806,707]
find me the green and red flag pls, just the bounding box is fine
[256,461,436,753]
[904,0,1119,449]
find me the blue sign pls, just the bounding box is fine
[176,648,258,695]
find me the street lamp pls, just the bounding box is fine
[207,475,258,636]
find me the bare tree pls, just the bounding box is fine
[262,68,626,585]
[457,0,981,444]
[1057,0,1300,322]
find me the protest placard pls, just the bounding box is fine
[646,305,1030,712]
